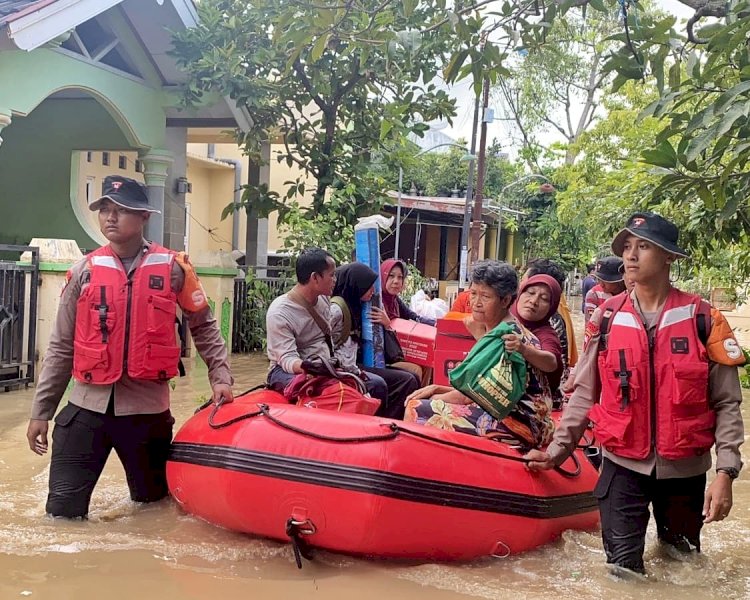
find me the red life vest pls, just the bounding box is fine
[72,243,181,384]
[589,288,714,461]
[584,284,611,314]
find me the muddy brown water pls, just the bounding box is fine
[2,316,750,599]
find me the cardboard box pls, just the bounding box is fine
[391,318,436,367]
[433,318,477,385]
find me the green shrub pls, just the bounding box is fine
[403,263,429,300]
[236,271,293,352]
[740,347,750,390]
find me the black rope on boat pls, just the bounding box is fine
[194,384,269,415]
[258,404,402,443]
[393,423,532,463]
[257,405,539,466]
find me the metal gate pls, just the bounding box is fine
[0,245,39,390]
[232,268,292,353]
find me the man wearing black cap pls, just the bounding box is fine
[525,211,745,576]
[583,256,626,323]
[26,175,234,518]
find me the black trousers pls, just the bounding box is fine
[363,366,419,420]
[46,403,175,518]
[594,458,706,573]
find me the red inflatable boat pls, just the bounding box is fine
[167,389,599,562]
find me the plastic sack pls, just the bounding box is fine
[410,290,449,320]
[355,214,394,231]
[448,322,527,421]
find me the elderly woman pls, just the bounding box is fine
[404,260,562,450]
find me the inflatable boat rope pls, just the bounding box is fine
[195,399,584,476]
[187,388,591,568]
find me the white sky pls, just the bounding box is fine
[438,0,695,151]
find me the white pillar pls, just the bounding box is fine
[0,112,12,148]
[138,149,173,245]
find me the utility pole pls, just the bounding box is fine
[470,75,491,262]
[458,93,481,290]
[459,31,488,289]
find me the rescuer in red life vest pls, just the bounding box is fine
[26,175,234,519]
[525,212,745,576]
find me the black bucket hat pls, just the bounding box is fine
[611,211,687,258]
[89,175,160,214]
[593,256,624,283]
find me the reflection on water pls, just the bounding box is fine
[1,353,749,600]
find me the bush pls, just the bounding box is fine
[740,347,750,390]
[235,271,293,352]
[403,263,430,300]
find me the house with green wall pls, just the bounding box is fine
[0,0,259,253]
[0,0,266,362]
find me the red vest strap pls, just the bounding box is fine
[598,292,629,352]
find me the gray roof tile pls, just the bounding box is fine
[0,0,47,23]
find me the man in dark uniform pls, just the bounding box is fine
[26,176,234,518]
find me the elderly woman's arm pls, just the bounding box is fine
[406,384,472,404]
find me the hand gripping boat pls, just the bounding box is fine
[167,389,599,565]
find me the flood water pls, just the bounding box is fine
[2,309,750,599]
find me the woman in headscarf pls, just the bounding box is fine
[509,273,564,393]
[375,259,437,326]
[403,263,561,450]
[330,263,419,419]
[370,259,436,384]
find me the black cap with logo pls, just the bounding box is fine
[593,256,624,283]
[89,175,160,214]
[612,211,687,258]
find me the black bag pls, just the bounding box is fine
[383,329,405,364]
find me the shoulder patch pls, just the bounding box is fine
[706,307,746,366]
[175,252,209,313]
[583,319,600,353]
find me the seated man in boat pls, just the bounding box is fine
[404,260,562,450]
[265,247,388,404]
[266,248,338,392]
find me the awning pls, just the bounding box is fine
[383,191,498,227]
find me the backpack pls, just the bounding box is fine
[330,296,352,346]
[282,354,380,415]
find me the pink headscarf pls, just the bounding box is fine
[380,259,406,320]
[511,274,563,387]
[511,274,561,331]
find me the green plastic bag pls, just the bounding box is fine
[448,321,527,421]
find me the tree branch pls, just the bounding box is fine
[292,59,330,116]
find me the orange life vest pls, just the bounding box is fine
[72,243,181,384]
[589,288,715,460]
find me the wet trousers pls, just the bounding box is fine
[594,458,706,573]
[46,403,175,518]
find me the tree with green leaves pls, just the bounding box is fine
[370,139,523,199]
[591,0,750,276]
[553,78,748,290]
[495,9,624,167]
[171,0,506,219]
